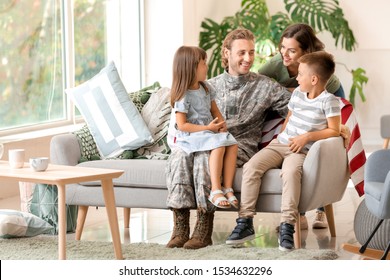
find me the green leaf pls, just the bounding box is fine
[283,0,357,51]
[198,0,367,105]
[349,68,368,106]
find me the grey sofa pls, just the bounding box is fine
[50,133,349,247]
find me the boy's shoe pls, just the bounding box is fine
[278,222,295,251]
[226,217,255,245]
[312,210,328,229]
[276,215,307,232]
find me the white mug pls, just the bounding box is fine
[9,149,25,168]
[29,157,49,172]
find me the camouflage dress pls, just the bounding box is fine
[166,71,290,212]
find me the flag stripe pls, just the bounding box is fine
[340,98,366,196]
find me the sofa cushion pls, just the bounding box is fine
[134,87,171,160]
[129,81,160,113]
[66,61,153,158]
[19,182,78,234]
[77,159,168,189]
[76,159,283,195]
[73,124,101,161]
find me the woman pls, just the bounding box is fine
[259,23,345,98]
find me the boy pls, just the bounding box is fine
[226,51,341,251]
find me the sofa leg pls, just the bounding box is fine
[383,138,389,149]
[324,204,336,237]
[75,205,89,240]
[123,208,131,228]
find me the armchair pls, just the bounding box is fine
[343,149,390,259]
[381,115,390,149]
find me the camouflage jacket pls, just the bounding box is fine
[208,71,290,167]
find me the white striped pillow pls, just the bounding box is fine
[66,61,153,158]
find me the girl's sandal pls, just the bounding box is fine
[208,190,231,209]
[222,187,239,209]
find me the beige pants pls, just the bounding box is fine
[239,139,306,225]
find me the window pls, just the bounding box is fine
[0,0,142,135]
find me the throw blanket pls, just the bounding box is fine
[259,98,366,196]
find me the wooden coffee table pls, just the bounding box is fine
[0,160,124,260]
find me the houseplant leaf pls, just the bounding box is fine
[349,68,368,106]
[199,18,234,77]
[284,0,357,51]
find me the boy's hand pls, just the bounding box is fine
[207,117,226,133]
[288,135,308,153]
[340,125,351,148]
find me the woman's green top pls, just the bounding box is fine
[258,53,341,94]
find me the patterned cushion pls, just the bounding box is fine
[128,81,161,113]
[19,182,78,235]
[136,87,172,159]
[66,61,153,158]
[73,124,100,162]
[0,209,53,238]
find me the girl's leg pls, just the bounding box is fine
[209,147,229,207]
[222,144,238,205]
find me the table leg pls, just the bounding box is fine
[101,178,123,260]
[57,183,66,260]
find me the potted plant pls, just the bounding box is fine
[199,0,368,106]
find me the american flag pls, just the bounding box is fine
[339,98,366,196]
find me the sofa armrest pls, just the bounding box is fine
[299,136,349,212]
[50,134,81,166]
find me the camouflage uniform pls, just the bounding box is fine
[166,71,290,212]
[166,149,212,212]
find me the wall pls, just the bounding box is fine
[147,0,389,147]
[143,0,184,88]
[329,0,390,146]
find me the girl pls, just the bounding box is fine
[170,46,238,209]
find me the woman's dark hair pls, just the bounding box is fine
[279,23,324,53]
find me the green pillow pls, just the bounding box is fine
[29,184,78,235]
[128,81,161,113]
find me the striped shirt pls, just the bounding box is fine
[277,88,340,151]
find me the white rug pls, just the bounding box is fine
[0,235,339,260]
